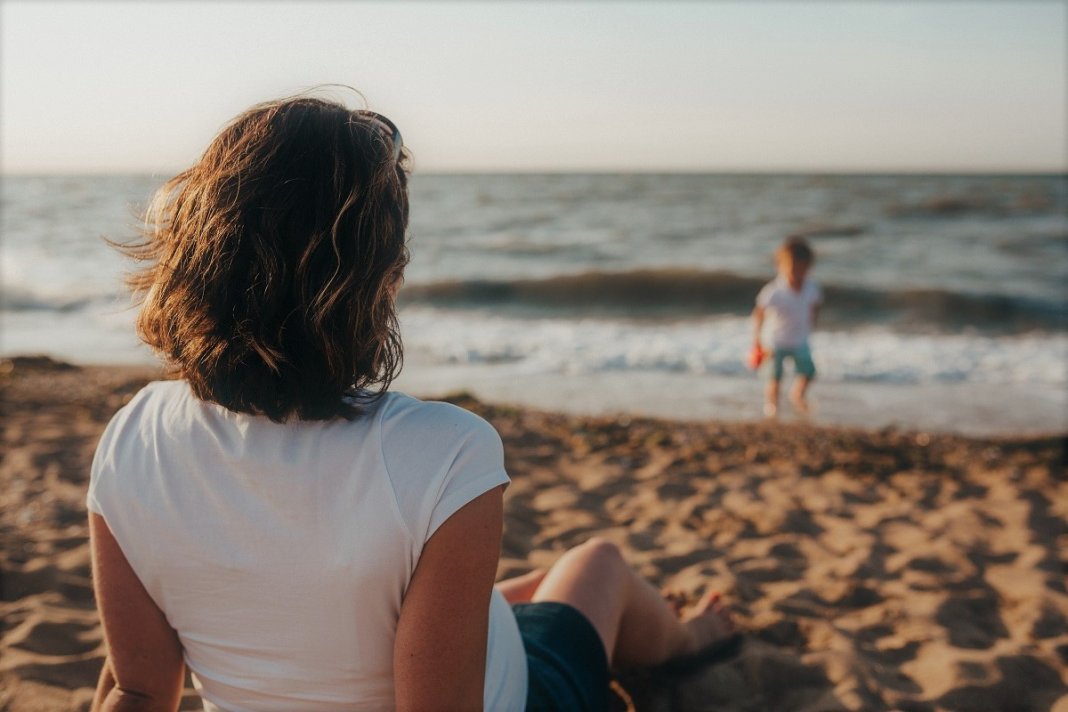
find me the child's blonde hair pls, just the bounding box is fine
[776,235,815,265]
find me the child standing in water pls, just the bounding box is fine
[752,236,822,418]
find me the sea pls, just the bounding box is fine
[2,173,1066,435]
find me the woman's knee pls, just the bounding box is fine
[537,538,630,598]
[564,537,626,576]
[539,538,630,607]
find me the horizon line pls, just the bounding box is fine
[3,167,1066,178]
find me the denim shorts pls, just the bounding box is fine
[513,602,610,712]
[764,344,816,381]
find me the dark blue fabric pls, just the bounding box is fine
[512,602,611,712]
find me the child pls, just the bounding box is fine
[752,236,822,417]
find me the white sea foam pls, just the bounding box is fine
[399,308,1068,387]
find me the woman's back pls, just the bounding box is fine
[86,94,735,712]
[89,380,526,711]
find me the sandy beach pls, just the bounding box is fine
[1,356,1066,711]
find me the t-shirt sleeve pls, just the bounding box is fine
[423,417,508,539]
[379,397,510,560]
[756,282,775,308]
[86,391,144,517]
[86,443,108,516]
[810,281,823,305]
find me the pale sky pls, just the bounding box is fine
[1,1,1065,173]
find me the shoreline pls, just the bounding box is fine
[2,357,1066,711]
[4,351,1067,439]
[393,357,1068,440]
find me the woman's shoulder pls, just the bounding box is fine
[115,378,193,412]
[99,379,185,428]
[376,392,508,543]
[90,380,192,493]
[379,391,501,445]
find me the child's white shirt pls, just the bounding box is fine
[756,276,822,349]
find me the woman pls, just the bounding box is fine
[88,94,735,712]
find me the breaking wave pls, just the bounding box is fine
[399,269,1065,334]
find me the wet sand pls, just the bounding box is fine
[2,357,1066,711]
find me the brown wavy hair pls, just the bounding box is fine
[121,95,410,422]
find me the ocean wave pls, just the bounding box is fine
[793,224,866,239]
[399,309,1068,386]
[399,269,1065,334]
[0,285,121,313]
[887,190,1061,218]
[402,269,761,316]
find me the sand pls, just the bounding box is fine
[1,356,1066,711]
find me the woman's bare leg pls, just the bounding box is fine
[530,538,733,668]
[495,568,548,604]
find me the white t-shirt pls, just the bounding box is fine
[87,381,527,712]
[756,276,822,349]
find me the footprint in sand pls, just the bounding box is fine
[7,616,101,656]
[934,591,1009,650]
[937,655,1068,712]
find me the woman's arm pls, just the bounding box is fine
[394,486,504,712]
[89,513,185,712]
[91,657,116,711]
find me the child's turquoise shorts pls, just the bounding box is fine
[764,345,816,381]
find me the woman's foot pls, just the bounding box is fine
[661,588,688,616]
[679,591,736,657]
